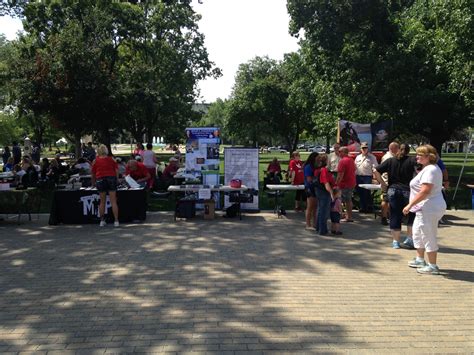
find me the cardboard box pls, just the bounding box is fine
[203,199,215,220]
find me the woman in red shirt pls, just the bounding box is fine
[91,144,119,227]
[289,151,305,211]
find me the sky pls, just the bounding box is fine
[0,0,300,103]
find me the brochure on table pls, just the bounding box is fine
[185,127,221,208]
[224,147,259,210]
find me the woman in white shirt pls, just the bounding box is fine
[403,145,446,275]
[142,143,158,188]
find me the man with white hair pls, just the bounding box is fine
[354,142,378,213]
[162,157,179,182]
[125,158,150,187]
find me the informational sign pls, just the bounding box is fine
[185,127,221,208]
[185,127,221,177]
[224,147,259,210]
[198,188,211,200]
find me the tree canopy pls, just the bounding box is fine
[287,0,473,151]
[2,1,220,154]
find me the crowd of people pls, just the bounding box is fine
[287,142,447,275]
[1,141,182,227]
[2,140,448,273]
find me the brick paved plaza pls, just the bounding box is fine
[0,210,473,353]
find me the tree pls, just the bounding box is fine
[4,1,220,155]
[287,0,473,152]
[227,57,282,147]
[395,0,473,151]
[0,111,22,146]
[198,98,230,142]
[119,1,220,144]
[5,2,130,155]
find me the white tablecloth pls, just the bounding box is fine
[267,184,304,191]
[358,184,382,191]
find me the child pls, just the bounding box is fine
[330,188,343,235]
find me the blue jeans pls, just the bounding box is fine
[356,175,373,211]
[315,188,331,234]
[387,186,414,230]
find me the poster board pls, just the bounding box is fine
[224,147,259,210]
[185,127,221,208]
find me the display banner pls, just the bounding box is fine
[338,119,392,152]
[224,147,259,211]
[185,127,221,208]
[370,120,392,151]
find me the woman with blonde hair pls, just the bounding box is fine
[91,144,120,227]
[403,144,446,275]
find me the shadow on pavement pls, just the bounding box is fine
[442,269,474,283]
[0,213,360,352]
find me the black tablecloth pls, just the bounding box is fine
[49,189,147,225]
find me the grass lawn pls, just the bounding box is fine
[440,153,474,210]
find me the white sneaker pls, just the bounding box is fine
[99,220,106,227]
[114,221,120,227]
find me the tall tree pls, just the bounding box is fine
[227,57,282,147]
[121,1,220,144]
[198,98,230,142]
[287,0,473,152]
[4,1,220,154]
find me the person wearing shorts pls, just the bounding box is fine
[336,146,356,222]
[375,143,417,249]
[380,142,399,225]
[91,144,119,227]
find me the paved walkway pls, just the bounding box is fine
[0,210,473,354]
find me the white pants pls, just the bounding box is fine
[412,210,444,252]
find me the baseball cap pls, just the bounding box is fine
[135,155,142,160]
[361,142,369,148]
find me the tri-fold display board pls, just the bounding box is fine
[224,147,259,211]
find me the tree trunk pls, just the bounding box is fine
[102,130,112,156]
[74,132,82,159]
[146,130,153,145]
[429,134,444,157]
